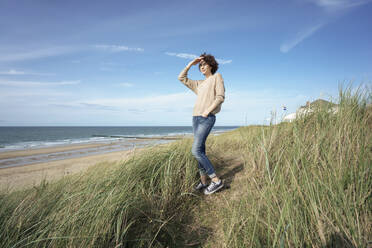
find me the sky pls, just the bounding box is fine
[0,0,371,126]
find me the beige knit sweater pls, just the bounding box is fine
[178,66,225,116]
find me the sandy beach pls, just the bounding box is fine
[0,137,183,191]
[0,147,136,191]
[0,142,113,160]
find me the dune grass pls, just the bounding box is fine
[0,85,371,247]
[0,140,201,247]
[198,85,371,248]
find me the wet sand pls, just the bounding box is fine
[0,136,186,191]
[0,148,139,191]
[0,142,113,160]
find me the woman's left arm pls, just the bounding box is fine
[201,73,225,117]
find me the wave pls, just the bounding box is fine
[0,136,126,152]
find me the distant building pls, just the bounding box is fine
[282,112,296,122]
[283,99,338,122]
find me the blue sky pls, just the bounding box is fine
[0,0,371,126]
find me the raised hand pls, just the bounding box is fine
[188,57,203,67]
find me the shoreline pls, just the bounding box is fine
[0,142,115,160]
[0,136,195,192]
[0,131,227,191]
[0,148,138,191]
[0,135,187,158]
[0,137,182,191]
[0,135,189,169]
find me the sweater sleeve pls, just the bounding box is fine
[215,73,225,103]
[178,66,200,94]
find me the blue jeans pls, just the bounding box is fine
[192,114,217,178]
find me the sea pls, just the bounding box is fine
[0,126,238,168]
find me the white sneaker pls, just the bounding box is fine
[194,181,208,191]
[204,180,224,195]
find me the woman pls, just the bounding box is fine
[178,53,225,195]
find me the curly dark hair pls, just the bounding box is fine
[199,52,219,74]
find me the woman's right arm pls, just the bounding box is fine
[178,57,202,94]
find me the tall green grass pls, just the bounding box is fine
[0,86,370,247]
[209,85,371,247]
[0,140,201,247]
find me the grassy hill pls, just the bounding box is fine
[0,86,371,248]
[299,99,338,109]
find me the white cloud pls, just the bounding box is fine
[93,44,144,52]
[165,52,232,64]
[79,103,117,111]
[0,79,80,87]
[281,0,371,53]
[0,46,76,62]
[81,92,194,111]
[0,69,25,75]
[220,89,314,125]
[71,89,317,125]
[0,69,55,76]
[0,89,71,98]
[280,23,324,53]
[0,82,334,125]
[78,89,309,116]
[216,59,232,65]
[16,91,196,120]
[307,0,372,10]
[165,52,197,59]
